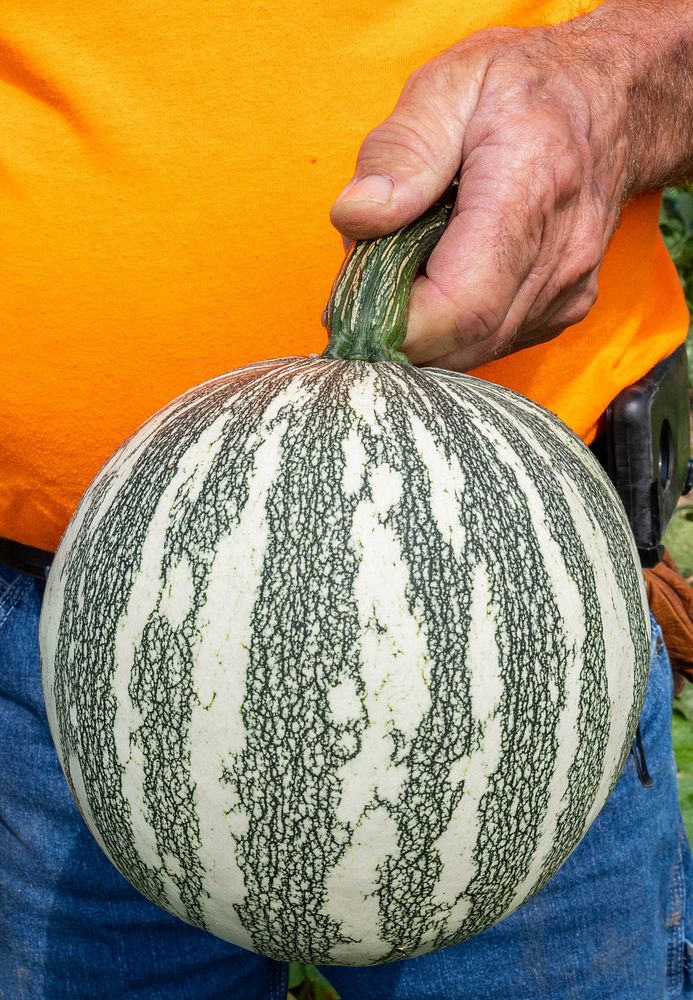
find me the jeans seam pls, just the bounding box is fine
[270,962,289,1000]
[0,578,29,632]
[666,832,685,996]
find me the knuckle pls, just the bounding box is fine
[521,325,563,348]
[452,300,506,347]
[560,284,599,326]
[557,236,602,289]
[583,273,600,303]
[578,279,599,313]
[546,149,585,205]
[412,44,482,93]
[560,304,589,328]
[558,214,606,284]
[358,117,446,180]
[427,277,506,349]
[399,45,494,137]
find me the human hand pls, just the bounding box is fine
[329,2,692,370]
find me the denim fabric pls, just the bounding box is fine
[1,561,691,999]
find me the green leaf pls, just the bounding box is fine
[287,964,342,1000]
[674,713,693,840]
[304,965,342,1000]
[288,964,308,989]
[664,510,693,579]
[660,186,693,333]
[677,192,693,232]
[674,682,693,841]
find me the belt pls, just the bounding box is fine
[0,536,54,580]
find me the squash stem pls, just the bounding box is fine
[322,188,456,364]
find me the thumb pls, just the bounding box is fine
[330,54,484,240]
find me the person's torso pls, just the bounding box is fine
[0,0,687,550]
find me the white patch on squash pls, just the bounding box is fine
[159,554,195,630]
[189,405,296,947]
[475,381,650,793]
[407,412,466,555]
[256,375,312,428]
[466,563,504,725]
[421,718,506,949]
[327,678,362,726]
[347,369,386,433]
[341,428,367,497]
[323,460,431,958]
[423,563,504,943]
[67,751,110,858]
[39,410,166,759]
[323,805,400,965]
[369,464,402,515]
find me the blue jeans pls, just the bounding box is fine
[1,562,692,999]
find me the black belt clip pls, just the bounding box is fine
[594,345,692,568]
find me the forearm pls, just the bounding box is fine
[330,2,693,368]
[564,0,693,198]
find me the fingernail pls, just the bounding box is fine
[335,174,394,206]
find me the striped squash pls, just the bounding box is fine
[39,194,651,966]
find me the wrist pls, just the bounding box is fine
[558,0,693,200]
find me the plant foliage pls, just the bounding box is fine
[288,963,342,1000]
[660,185,693,382]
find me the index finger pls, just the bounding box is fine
[402,162,546,369]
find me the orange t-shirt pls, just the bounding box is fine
[0,0,688,552]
